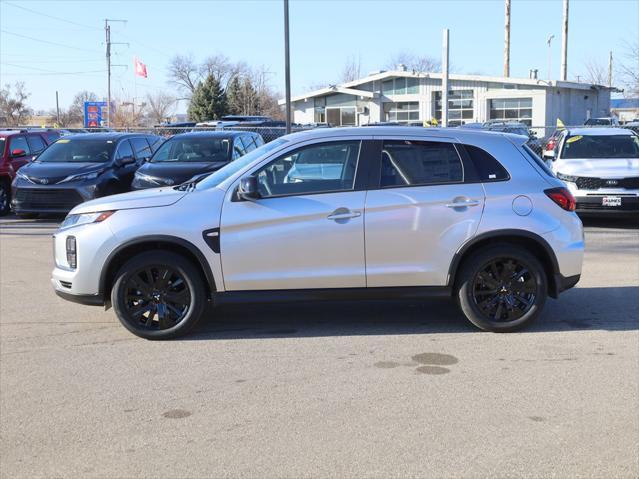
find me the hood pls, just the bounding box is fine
[70,187,188,215]
[20,161,108,184]
[555,157,639,177]
[138,161,227,184]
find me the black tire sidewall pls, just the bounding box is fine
[111,251,206,340]
[457,246,547,332]
[0,181,9,216]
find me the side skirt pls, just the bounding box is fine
[214,286,452,304]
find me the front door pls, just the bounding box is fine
[8,135,31,171]
[220,139,367,291]
[365,138,485,287]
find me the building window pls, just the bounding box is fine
[326,107,357,126]
[489,98,533,125]
[314,97,326,123]
[433,90,474,126]
[382,77,420,96]
[384,102,420,123]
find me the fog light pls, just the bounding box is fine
[66,236,77,269]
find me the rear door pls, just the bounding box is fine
[365,137,485,287]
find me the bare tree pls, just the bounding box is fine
[582,58,608,85]
[167,54,201,95]
[145,91,177,124]
[112,98,147,128]
[341,55,362,82]
[0,82,32,126]
[617,40,639,97]
[385,52,440,73]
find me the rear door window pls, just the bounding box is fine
[115,140,134,161]
[380,140,463,188]
[232,137,246,160]
[130,137,153,161]
[27,135,47,154]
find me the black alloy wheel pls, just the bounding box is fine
[123,265,191,330]
[471,258,537,322]
[456,244,547,332]
[112,251,207,339]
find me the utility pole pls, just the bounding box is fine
[608,51,613,87]
[283,0,291,134]
[504,0,511,77]
[560,0,569,81]
[442,28,449,128]
[547,34,555,81]
[55,91,60,124]
[104,19,127,127]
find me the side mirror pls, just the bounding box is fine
[11,148,26,158]
[238,176,260,200]
[116,155,135,166]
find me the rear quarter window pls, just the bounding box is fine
[463,144,510,181]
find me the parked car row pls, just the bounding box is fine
[4,130,264,217]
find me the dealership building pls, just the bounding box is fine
[282,68,614,135]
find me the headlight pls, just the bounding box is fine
[134,172,174,186]
[60,211,115,229]
[16,170,30,180]
[59,170,102,183]
[556,172,578,183]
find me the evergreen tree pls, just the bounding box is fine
[226,76,242,115]
[187,74,227,121]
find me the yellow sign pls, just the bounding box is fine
[57,139,70,143]
[566,135,582,143]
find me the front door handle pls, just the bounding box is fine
[327,208,361,221]
[446,199,481,208]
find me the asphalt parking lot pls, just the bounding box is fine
[0,215,637,478]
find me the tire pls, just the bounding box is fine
[111,250,207,340]
[0,180,10,216]
[456,244,547,332]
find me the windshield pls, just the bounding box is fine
[561,135,639,159]
[35,139,115,163]
[196,138,288,190]
[584,118,611,126]
[151,136,231,163]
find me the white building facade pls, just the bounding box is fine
[282,70,613,136]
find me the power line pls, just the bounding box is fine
[3,1,101,30]
[0,29,102,54]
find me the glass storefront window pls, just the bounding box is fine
[384,102,420,123]
[382,77,420,96]
[433,90,474,126]
[489,98,533,125]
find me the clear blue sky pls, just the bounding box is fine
[1,0,637,113]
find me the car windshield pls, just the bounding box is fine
[584,118,611,126]
[196,138,288,190]
[151,137,231,163]
[561,134,639,159]
[34,139,115,163]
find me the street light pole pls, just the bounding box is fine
[283,0,291,134]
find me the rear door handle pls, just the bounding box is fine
[446,199,481,208]
[327,208,361,221]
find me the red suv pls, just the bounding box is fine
[0,130,57,216]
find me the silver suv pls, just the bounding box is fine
[52,127,584,339]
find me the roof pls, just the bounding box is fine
[277,125,529,146]
[610,98,639,109]
[280,69,617,104]
[172,130,251,139]
[60,132,154,141]
[565,127,635,136]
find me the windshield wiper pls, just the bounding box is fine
[174,174,208,191]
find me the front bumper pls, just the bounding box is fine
[54,288,104,306]
[11,179,101,214]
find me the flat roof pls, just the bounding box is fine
[281,69,617,105]
[566,127,635,136]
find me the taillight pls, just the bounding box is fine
[545,187,576,212]
[546,138,556,150]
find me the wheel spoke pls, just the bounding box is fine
[477,272,500,290]
[494,301,504,320]
[165,289,189,306]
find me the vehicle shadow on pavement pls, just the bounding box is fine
[185,286,639,340]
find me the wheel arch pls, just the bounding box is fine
[447,229,561,298]
[100,235,217,306]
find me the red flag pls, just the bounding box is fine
[134,57,147,78]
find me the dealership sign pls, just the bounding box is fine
[83,101,112,128]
